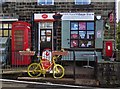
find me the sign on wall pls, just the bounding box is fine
[61,12,94,21]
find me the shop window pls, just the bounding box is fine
[70,21,95,48]
[3,23,8,29]
[0,30,2,36]
[4,30,8,36]
[37,0,54,5]
[75,0,91,5]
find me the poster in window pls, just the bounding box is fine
[47,36,51,41]
[71,31,78,39]
[79,31,86,39]
[41,30,45,35]
[71,40,78,47]
[41,36,46,42]
[71,22,78,30]
[79,22,86,30]
[87,22,94,30]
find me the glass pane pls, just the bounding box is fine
[79,31,86,39]
[38,0,45,4]
[9,30,11,36]
[41,30,45,35]
[46,30,51,35]
[87,22,94,30]
[71,40,78,47]
[79,22,86,30]
[9,24,12,29]
[79,40,87,47]
[87,31,94,39]
[47,0,52,4]
[0,23,2,28]
[3,23,8,29]
[71,31,78,39]
[75,0,91,5]
[0,30,2,36]
[41,36,46,42]
[46,36,51,41]
[71,22,78,30]
[4,30,8,36]
[87,41,94,47]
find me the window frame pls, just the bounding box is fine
[70,21,95,48]
[37,0,54,5]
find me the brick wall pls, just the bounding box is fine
[1,1,116,48]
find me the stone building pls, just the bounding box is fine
[1,0,116,62]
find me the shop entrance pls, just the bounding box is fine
[38,22,53,56]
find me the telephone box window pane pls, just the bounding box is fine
[79,22,86,30]
[71,31,78,39]
[87,22,94,30]
[4,30,8,36]
[71,22,78,30]
[87,31,94,39]
[79,31,86,39]
[71,40,78,47]
[0,30,2,36]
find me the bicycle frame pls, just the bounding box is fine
[39,55,60,72]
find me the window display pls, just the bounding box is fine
[70,21,95,48]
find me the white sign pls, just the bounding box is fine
[34,13,54,21]
[61,12,94,21]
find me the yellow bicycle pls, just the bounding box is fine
[27,51,67,79]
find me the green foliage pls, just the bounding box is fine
[117,22,120,50]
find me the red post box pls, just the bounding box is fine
[11,21,31,65]
[105,41,113,57]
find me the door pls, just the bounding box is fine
[40,29,52,55]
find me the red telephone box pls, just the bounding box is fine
[105,41,113,57]
[11,21,31,65]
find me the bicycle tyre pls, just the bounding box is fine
[27,63,41,77]
[53,64,65,79]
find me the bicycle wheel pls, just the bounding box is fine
[53,64,65,79]
[27,63,41,77]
